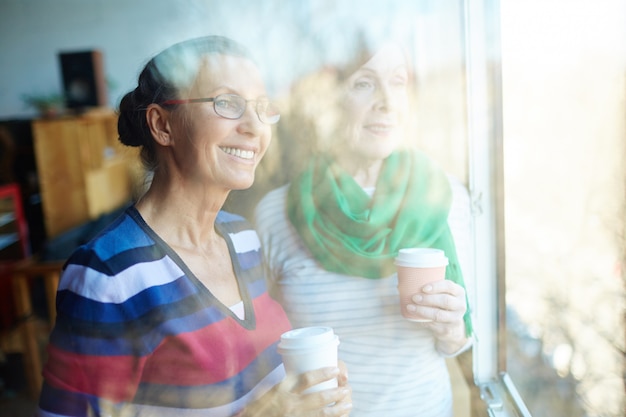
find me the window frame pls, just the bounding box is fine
[464,0,532,415]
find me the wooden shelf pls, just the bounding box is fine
[32,112,141,238]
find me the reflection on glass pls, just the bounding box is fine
[227,1,469,218]
[12,1,625,416]
[247,3,474,417]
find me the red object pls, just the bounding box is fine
[0,183,29,258]
[0,182,30,330]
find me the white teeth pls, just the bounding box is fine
[367,125,392,133]
[221,147,255,160]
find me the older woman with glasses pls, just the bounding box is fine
[255,29,474,417]
[36,35,351,417]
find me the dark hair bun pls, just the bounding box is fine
[117,88,151,147]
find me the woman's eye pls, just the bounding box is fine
[215,99,230,108]
[353,79,375,91]
[215,98,239,111]
[391,76,408,87]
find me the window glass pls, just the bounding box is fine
[501,2,626,416]
[18,1,626,415]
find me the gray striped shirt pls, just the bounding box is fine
[254,176,473,417]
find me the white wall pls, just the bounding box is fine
[0,0,312,119]
[0,0,456,120]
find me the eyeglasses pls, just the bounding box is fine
[161,93,280,125]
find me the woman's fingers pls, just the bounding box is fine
[408,281,466,321]
[337,360,349,386]
[291,367,340,394]
[306,385,352,409]
[423,280,465,297]
[257,365,351,416]
[294,367,352,415]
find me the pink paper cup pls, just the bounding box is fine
[395,248,448,322]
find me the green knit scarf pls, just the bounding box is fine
[287,149,472,335]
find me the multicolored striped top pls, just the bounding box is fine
[37,206,291,417]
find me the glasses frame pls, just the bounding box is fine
[161,93,280,125]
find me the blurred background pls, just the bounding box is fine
[0,1,623,416]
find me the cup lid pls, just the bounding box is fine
[278,327,339,351]
[394,248,449,267]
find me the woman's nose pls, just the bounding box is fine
[373,84,395,112]
[238,103,266,135]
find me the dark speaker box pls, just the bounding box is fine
[59,50,108,109]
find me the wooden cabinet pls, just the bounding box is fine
[32,111,141,238]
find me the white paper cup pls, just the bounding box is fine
[395,248,448,322]
[277,327,340,393]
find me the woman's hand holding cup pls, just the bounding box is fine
[407,279,468,355]
[396,248,468,355]
[240,364,352,416]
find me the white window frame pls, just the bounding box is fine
[465,0,532,415]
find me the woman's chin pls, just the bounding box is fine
[229,177,256,191]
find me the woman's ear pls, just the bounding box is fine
[146,104,173,146]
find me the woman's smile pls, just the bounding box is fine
[363,122,395,136]
[219,146,256,160]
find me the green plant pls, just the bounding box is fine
[21,92,65,115]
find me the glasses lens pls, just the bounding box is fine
[213,94,245,119]
[258,101,281,125]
